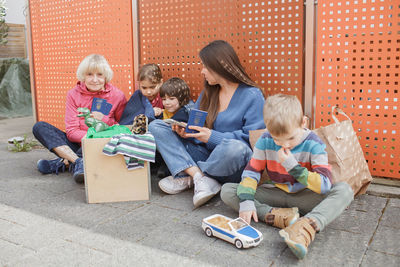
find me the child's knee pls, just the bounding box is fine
[332,182,354,203]
[220,183,239,204]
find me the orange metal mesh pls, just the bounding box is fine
[29,0,135,130]
[139,0,304,101]
[315,1,400,178]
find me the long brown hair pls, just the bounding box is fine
[199,40,259,128]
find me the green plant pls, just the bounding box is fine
[10,135,38,152]
[0,0,9,45]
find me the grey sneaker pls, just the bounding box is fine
[158,176,193,194]
[193,175,221,208]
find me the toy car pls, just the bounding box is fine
[202,214,263,249]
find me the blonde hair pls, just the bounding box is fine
[263,94,304,136]
[76,54,113,83]
[138,63,163,84]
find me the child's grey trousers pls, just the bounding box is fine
[220,181,354,231]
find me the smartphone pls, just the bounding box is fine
[163,119,187,128]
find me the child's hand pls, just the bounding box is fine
[91,111,104,121]
[153,107,162,117]
[185,126,211,143]
[239,210,258,225]
[278,147,291,163]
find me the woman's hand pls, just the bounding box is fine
[154,107,163,117]
[171,124,211,143]
[185,125,211,143]
[91,111,104,121]
[171,124,187,138]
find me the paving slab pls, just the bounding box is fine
[93,203,187,243]
[380,204,400,229]
[140,221,213,259]
[0,238,36,266]
[11,238,111,267]
[0,204,78,251]
[367,184,400,199]
[361,249,400,266]
[67,226,212,267]
[327,194,387,234]
[107,242,212,267]
[369,225,400,257]
[388,198,400,208]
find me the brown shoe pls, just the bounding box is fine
[265,207,299,229]
[279,217,316,259]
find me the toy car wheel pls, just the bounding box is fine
[235,239,243,249]
[205,227,213,237]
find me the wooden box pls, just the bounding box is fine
[82,138,151,203]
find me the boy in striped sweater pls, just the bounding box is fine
[221,94,353,259]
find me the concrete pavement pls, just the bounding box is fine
[0,116,399,266]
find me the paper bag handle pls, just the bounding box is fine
[331,106,351,123]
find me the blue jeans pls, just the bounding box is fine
[148,119,253,184]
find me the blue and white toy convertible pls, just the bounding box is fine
[202,214,263,249]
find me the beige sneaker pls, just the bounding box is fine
[158,176,193,194]
[279,217,316,260]
[265,207,299,229]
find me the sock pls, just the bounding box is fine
[193,172,203,181]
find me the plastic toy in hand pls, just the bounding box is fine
[77,107,109,133]
[130,114,148,135]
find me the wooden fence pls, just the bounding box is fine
[0,23,26,58]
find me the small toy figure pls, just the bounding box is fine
[77,107,109,132]
[202,214,263,249]
[130,114,148,134]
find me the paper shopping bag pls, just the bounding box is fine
[313,107,372,196]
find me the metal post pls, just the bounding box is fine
[132,0,140,86]
[304,0,316,127]
[26,0,37,122]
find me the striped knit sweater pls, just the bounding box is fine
[237,129,333,212]
[103,133,156,170]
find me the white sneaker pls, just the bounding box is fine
[193,176,221,208]
[158,176,193,195]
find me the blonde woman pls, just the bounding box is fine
[32,54,127,183]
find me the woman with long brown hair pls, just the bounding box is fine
[149,40,265,207]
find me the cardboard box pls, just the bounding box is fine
[82,138,151,203]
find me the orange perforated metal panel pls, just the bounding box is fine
[29,0,135,130]
[315,1,400,178]
[139,0,304,101]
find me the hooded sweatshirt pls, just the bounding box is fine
[65,81,127,143]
